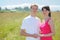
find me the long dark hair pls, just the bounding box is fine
[42,6,51,17]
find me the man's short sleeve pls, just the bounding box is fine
[37,17,41,27]
[21,19,27,29]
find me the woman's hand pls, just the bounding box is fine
[39,33,54,37]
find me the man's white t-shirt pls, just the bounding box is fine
[21,15,41,40]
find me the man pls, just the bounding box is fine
[20,4,41,40]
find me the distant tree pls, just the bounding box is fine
[18,7,23,10]
[3,7,10,13]
[38,9,41,11]
[56,10,60,12]
[24,7,30,11]
[5,7,9,10]
[0,7,1,11]
[0,7,3,13]
[15,7,23,11]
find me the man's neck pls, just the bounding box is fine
[30,12,36,17]
[32,14,36,17]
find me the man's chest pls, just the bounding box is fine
[26,19,38,26]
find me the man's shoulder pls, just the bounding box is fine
[36,17,40,20]
[23,15,31,20]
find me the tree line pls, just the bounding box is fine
[0,6,41,13]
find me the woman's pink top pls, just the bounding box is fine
[39,18,52,40]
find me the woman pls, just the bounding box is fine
[39,6,55,40]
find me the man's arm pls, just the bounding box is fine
[20,29,33,37]
[20,19,39,38]
[20,29,39,38]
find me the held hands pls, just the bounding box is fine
[31,34,49,38]
[31,33,53,38]
[39,34,45,37]
[32,34,39,38]
[31,34,45,38]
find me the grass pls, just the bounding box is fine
[0,12,60,40]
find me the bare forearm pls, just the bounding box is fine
[40,33,55,37]
[22,33,33,37]
[46,33,55,36]
[44,33,53,36]
[20,30,39,38]
[20,32,33,37]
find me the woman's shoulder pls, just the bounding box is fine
[49,17,53,22]
[48,18,54,24]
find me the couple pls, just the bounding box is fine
[20,4,55,40]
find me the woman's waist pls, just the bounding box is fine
[40,30,52,34]
[40,32,52,34]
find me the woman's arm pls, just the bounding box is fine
[48,19,55,36]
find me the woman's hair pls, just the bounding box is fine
[42,6,51,17]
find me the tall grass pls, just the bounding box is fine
[0,12,60,40]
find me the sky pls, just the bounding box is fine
[0,0,60,11]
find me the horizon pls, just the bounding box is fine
[0,0,60,11]
[1,3,60,11]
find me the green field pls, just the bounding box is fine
[0,12,60,40]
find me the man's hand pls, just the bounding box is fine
[32,34,39,38]
[39,34,45,37]
[20,29,39,38]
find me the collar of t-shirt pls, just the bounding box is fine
[29,15,37,18]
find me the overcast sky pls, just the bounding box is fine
[0,0,60,11]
